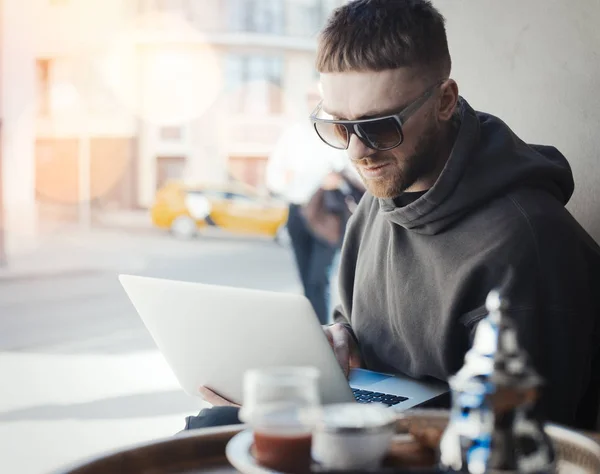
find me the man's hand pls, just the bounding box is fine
[198,386,241,407]
[323,323,362,379]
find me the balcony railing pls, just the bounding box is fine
[135,0,338,38]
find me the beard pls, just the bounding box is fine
[356,119,443,199]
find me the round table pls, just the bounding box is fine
[52,425,600,474]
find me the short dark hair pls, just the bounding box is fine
[316,0,451,79]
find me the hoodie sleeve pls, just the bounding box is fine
[182,407,241,432]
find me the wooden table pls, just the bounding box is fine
[53,425,600,474]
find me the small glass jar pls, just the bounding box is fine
[239,366,321,474]
[312,403,397,470]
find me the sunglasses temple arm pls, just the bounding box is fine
[310,101,324,119]
[397,86,439,124]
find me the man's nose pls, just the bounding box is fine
[346,134,376,161]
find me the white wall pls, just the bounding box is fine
[434,0,600,240]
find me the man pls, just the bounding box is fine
[266,94,350,324]
[189,0,600,430]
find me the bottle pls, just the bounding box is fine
[439,290,556,473]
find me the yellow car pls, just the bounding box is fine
[151,181,290,243]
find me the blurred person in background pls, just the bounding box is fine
[265,90,362,324]
[302,167,364,255]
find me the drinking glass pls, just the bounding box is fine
[239,366,321,473]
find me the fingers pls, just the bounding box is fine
[324,325,334,347]
[327,324,351,378]
[199,386,240,407]
[349,349,362,370]
[324,323,362,377]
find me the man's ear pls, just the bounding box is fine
[438,79,459,122]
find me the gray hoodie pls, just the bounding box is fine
[335,98,600,429]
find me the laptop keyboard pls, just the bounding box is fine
[352,388,408,406]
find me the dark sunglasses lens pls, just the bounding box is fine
[358,118,402,150]
[314,121,349,149]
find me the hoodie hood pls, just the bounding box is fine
[379,98,574,235]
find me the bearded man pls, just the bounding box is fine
[191,0,600,430]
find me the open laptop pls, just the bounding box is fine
[119,274,448,411]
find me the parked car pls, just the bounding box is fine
[151,181,290,243]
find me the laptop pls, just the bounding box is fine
[119,274,448,411]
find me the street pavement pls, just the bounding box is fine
[0,226,318,474]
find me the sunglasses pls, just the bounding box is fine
[310,81,444,151]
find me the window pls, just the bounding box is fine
[159,126,184,142]
[5,3,360,469]
[228,0,284,34]
[287,0,326,37]
[225,54,284,114]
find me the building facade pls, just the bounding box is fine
[32,0,342,221]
